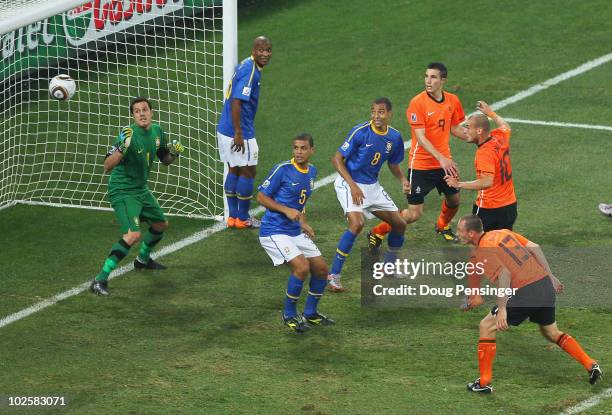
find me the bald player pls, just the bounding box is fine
[218,36,273,228]
[445,101,517,231]
[457,215,602,393]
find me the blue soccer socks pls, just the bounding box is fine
[283,274,304,319]
[304,277,327,317]
[224,172,239,219]
[331,230,357,275]
[236,176,254,221]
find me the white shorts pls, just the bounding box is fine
[259,233,322,266]
[334,175,398,219]
[217,132,259,167]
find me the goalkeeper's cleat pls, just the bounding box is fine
[304,312,335,326]
[227,217,236,228]
[589,363,603,385]
[367,231,384,251]
[134,258,167,270]
[283,314,310,333]
[327,274,345,292]
[435,225,458,243]
[90,280,110,296]
[467,378,493,394]
[598,203,612,218]
[234,217,261,229]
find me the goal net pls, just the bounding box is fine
[0,0,234,219]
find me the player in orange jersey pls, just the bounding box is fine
[445,101,517,231]
[368,62,469,247]
[456,215,602,393]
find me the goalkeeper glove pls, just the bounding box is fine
[167,139,185,157]
[117,127,133,154]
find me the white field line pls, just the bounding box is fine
[505,118,612,132]
[558,388,612,415]
[490,52,612,111]
[1,52,611,333]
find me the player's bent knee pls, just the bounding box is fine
[391,216,406,233]
[124,231,141,246]
[348,219,364,234]
[153,221,168,232]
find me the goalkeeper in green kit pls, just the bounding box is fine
[90,97,184,296]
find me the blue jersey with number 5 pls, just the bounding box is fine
[337,121,404,184]
[258,160,317,237]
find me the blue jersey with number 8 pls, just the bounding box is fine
[337,121,404,185]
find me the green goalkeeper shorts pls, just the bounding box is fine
[111,191,166,233]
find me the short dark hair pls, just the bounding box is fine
[130,97,152,114]
[293,133,314,147]
[373,97,392,111]
[427,62,448,79]
[460,214,483,233]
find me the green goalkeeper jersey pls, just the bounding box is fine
[107,123,168,202]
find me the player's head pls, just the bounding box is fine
[464,113,491,143]
[130,97,153,129]
[425,62,447,95]
[457,214,484,245]
[292,133,314,165]
[252,36,272,67]
[371,97,392,130]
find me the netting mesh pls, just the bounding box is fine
[0,0,224,218]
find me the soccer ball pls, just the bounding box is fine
[49,74,77,101]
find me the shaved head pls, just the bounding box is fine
[253,36,271,48]
[470,114,491,133]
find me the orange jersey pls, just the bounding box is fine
[471,229,547,289]
[474,127,516,208]
[406,91,465,170]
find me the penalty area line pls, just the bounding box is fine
[505,118,612,132]
[557,388,612,415]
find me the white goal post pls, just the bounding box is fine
[0,0,237,219]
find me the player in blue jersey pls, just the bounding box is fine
[328,98,410,292]
[218,36,272,229]
[256,133,334,333]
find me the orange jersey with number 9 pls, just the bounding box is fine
[474,127,516,209]
[406,91,465,170]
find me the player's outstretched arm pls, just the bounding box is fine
[476,101,511,131]
[256,192,301,221]
[445,173,493,190]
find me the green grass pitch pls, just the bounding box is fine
[1,0,611,413]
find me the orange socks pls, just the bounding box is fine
[557,333,596,370]
[436,200,459,230]
[478,338,497,386]
[371,221,392,237]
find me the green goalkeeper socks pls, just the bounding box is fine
[95,239,131,282]
[137,227,164,263]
